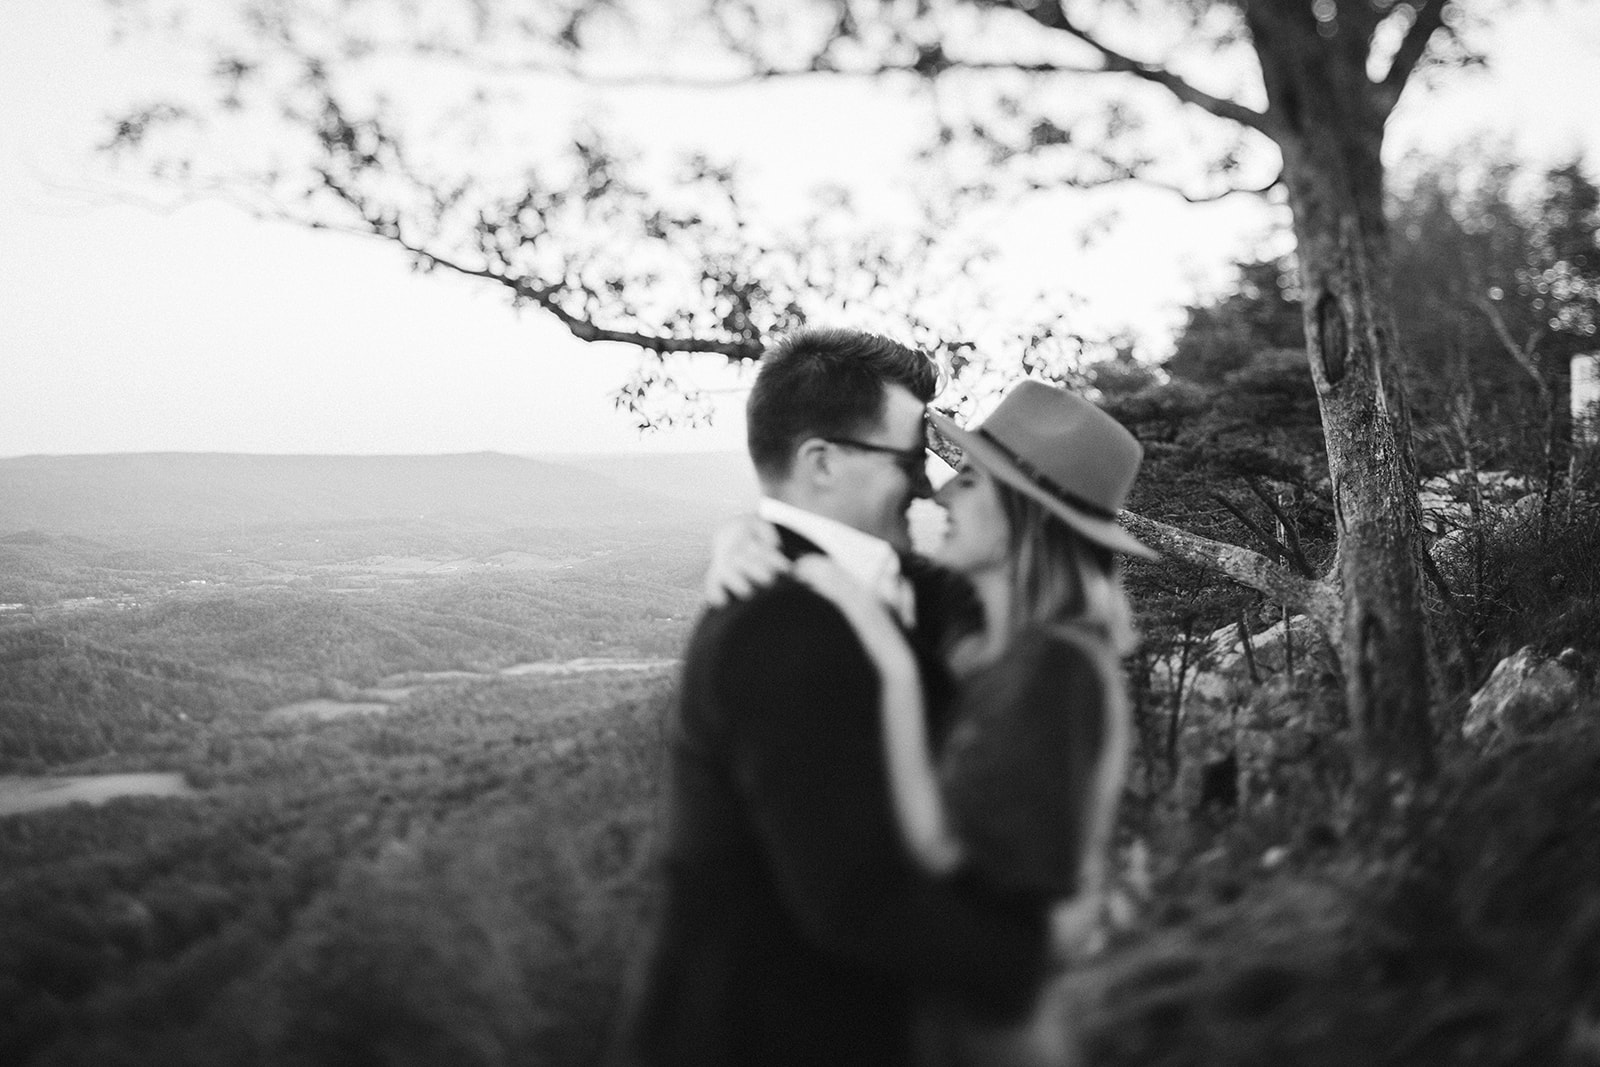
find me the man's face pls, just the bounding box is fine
[825,383,931,551]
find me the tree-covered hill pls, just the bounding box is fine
[552,450,756,518]
[0,452,742,539]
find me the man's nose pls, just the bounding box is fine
[911,460,935,500]
[923,452,957,501]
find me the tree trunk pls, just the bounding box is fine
[1237,609,1260,685]
[1167,625,1194,779]
[1546,351,1574,520]
[1250,9,1435,778]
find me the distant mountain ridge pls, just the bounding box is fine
[0,452,750,537]
[549,451,756,516]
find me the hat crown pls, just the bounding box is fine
[975,380,1142,515]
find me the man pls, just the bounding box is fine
[612,328,1050,1067]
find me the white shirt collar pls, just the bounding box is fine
[758,497,913,625]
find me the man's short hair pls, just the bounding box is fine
[746,328,939,481]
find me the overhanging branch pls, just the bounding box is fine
[316,171,764,362]
[402,15,1270,147]
[1024,169,1282,205]
[411,243,765,360]
[402,46,1110,86]
[1005,3,1270,136]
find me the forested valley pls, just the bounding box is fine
[0,453,724,1065]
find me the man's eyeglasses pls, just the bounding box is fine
[823,437,929,479]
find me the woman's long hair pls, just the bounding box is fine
[995,480,1138,655]
[994,476,1136,913]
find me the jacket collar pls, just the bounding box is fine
[758,497,912,626]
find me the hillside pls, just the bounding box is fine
[549,450,756,518]
[0,452,730,537]
[0,448,734,1065]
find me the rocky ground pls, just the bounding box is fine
[1057,645,1600,1067]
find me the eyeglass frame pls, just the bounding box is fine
[821,436,931,480]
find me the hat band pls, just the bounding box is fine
[975,428,1117,521]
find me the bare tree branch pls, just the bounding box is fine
[411,243,765,360]
[1379,0,1450,107]
[1207,490,1300,571]
[1001,2,1272,135]
[317,171,764,362]
[1024,169,1281,205]
[404,45,1116,86]
[1242,476,1315,578]
[1472,293,1551,401]
[1120,511,1340,636]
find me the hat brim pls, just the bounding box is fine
[930,410,1158,560]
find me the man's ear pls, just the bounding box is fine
[792,437,832,488]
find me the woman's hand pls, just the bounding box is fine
[1047,893,1108,966]
[703,514,789,607]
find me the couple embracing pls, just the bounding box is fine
[612,327,1156,1067]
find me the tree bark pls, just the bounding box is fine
[1118,511,1340,638]
[1249,4,1435,777]
[1547,352,1574,518]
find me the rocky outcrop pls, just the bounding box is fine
[1463,646,1583,745]
[1187,614,1329,709]
[1178,617,1344,817]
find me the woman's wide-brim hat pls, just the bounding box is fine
[930,380,1157,559]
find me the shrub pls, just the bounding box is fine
[1431,493,1600,673]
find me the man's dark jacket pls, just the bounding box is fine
[611,526,1049,1067]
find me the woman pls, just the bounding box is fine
[712,379,1154,1065]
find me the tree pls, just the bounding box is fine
[1151,156,1600,682]
[1391,153,1600,505]
[1100,342,1333,796]
[105,0,1531,776]
[1166,257,1305,385]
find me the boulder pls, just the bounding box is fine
[1418,469,1532,538]
[1463,646,1581,744]
[1187,613,1328,708]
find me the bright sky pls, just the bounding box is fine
[2,0,1597,457]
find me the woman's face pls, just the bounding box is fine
[931,460,1011,578]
